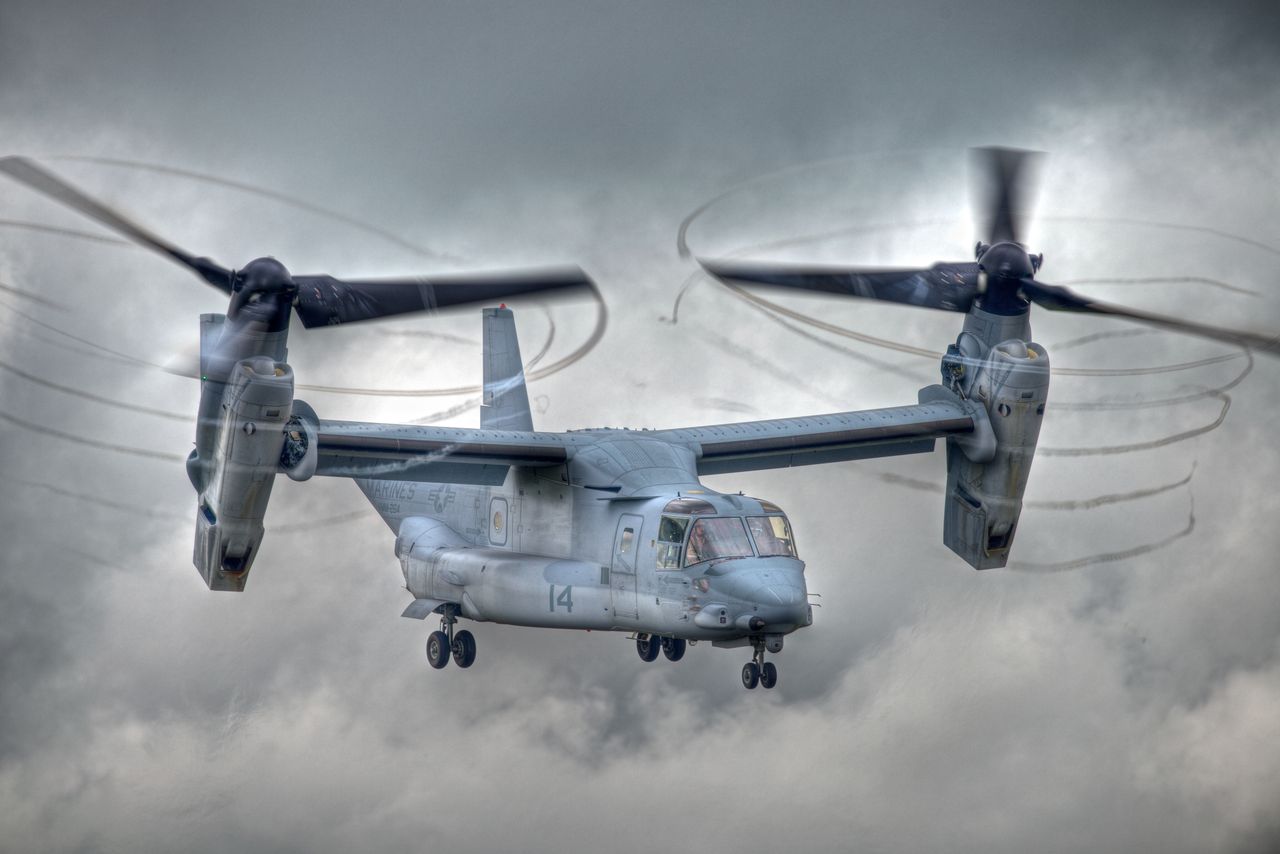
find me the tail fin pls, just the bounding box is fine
[481,307,533,432]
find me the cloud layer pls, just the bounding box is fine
[1,2,1278,852]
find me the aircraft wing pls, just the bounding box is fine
[314,420,570,485]
[651,393,978,475]
[309,388,981,484]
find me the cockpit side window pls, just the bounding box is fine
[747,515,798,558]
[655,515,688,570]
[685,517,755,566]
[657,515,688,543]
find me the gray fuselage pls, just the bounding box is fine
[360,435,812,645]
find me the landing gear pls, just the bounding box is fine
[742,637,778,690]
[636,633,660,662]
[426,631,450,669]
[638,635,687,663]
[661,636,686,662]
[426,606,476,670]
[452,629,477,668]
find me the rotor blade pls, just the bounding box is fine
[0,156,234,293]
[1021,278,1280,354]
[972,147,1043,246]
[291,266,596,328]
[698,257,981,312]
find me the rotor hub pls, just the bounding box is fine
[234,257,295,295]
[976,241,1034,279]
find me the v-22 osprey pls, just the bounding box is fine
[7,150,1268,689]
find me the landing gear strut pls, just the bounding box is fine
[742,636,778,690]
[426,605,476,670]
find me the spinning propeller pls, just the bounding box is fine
[699,147,1279,355]
[0,156,595,328]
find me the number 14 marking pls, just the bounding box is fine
[549,584,574,613]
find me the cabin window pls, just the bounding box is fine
[662,497,716,515]
[747,516,798,558]
[685,517,754,566]
[620,528,634,554]
[655,515,689,570]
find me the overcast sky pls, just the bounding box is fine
[1,2,1278,852]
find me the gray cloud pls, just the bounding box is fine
[1,1,1278,852]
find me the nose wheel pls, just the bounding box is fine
[425,606,477,670]
[742,638,778,690]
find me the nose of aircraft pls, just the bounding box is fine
[755,582,805,606]
[708,558,808,624]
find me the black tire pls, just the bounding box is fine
[741,661,760,689]
[636,634,660,662]
[661,636,686,662]
[452,629,477,668]
[760,661,778,689]
[426,631,450,669]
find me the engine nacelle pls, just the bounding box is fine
[941,338,1049,569]
[192,357,294,591]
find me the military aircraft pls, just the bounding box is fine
[3,150,1275,690]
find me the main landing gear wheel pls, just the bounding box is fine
[427,606,472,671]
[760,661,778,689]
[636,634,660,662]
[452,629,477,668]
[662,636,686,662]
[426,630,450,669]
[742,661,760,689]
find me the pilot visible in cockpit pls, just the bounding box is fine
[686,523,710,565]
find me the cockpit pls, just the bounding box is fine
[655,496,798,570]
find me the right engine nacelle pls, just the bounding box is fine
[942,339,1050,569]
[192,357,294,591]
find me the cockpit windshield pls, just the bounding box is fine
[656,497,799,570]
[747,515,797,558]
[684,517,755,566]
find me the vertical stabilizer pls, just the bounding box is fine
[482,307,533,432]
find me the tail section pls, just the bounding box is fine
[482,307,533,432]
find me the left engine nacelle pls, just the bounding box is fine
[193,357,294,591]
